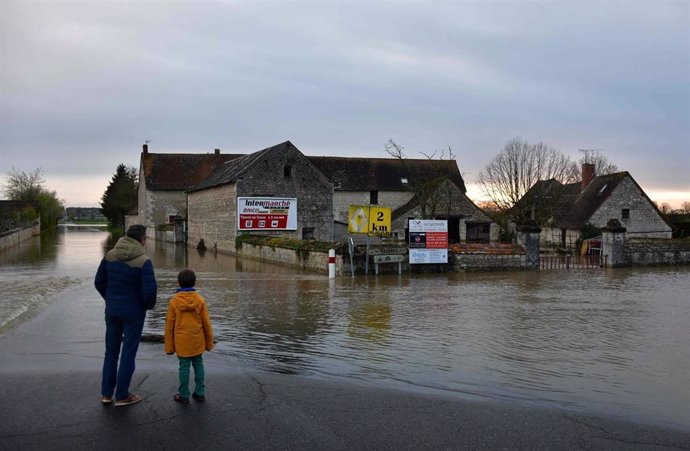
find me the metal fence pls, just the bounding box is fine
[539,254,605,270]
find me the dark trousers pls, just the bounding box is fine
[102,314,145,400]
[178,355,205,398]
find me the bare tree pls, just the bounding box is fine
[384,139,458,218]
[477,137,578,212]
[682,201,690,214]
[579,149,619,175]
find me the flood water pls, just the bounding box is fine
[1,230,689,430]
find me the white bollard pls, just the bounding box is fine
[328,249,336,278]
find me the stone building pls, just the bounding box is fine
[131,144,241,229]
[132,141,496,247]
[516,164,672,248]
[186,141,334,252]
[308,156,496,242]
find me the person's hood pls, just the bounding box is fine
[175,290,202,313]
[111,236,146,262]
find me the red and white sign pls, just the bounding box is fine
[408,219,448,264]
[237,197,297,231]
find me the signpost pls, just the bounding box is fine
[368,247,408,256]
[348,205,393,275]
[408,219,448,264]
[373,255,405,263]
[373,254,406,275]
[348,205,391,235]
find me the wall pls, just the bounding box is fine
[452,254,527,271]
[137,164,186,229]
[187,184,237,253]
[235,147,334,242]
[589,177,672,238]
[188,145,334,254]
[0,222,40,253]
[540,227,580,249]
[333,191,413,223]
[236,242,341,274]
[147,190,186,227]
[625,238,690,266]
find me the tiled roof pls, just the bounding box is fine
[560,172,629,229]
[193,141,294,191]
[142,152,242,190]
[518,172,647,229]
[143,142,467,194]
[308,156,466,192]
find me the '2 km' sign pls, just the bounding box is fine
[348,205,391,235]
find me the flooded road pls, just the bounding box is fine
[1,230,689,429]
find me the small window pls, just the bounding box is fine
[284,165,292,178]
[370,190,379,205]
[401,177,408,184]
[622,209,630,220]
[302,227,315,240]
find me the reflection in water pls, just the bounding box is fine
[1,230,689,429]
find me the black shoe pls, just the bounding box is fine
[192,392,205,402]
[174,394,189,404]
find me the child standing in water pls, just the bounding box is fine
[165,269,214,403]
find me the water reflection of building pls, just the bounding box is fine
[347,300,392,342]
[241,278,332,374]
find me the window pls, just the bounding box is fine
[622,209,630,220]
[284,165,292,178]
[302,227,314,240]
[401,177,408,184]
[370,190,379,205]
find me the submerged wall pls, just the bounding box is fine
[0,222,40,253]
[625,238,690,266]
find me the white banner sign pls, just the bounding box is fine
[237,197,297,231]
[408,219,448,264]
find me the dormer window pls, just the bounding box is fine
[284,165,292,178]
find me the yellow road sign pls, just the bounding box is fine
[348,205,391,235]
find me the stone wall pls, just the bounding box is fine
[137,163,187,229]
[188,145,334,254]
[452,254,527,271]
[236,242,342,274]
[625,238,690,266]
[187,184,237,253]
[0,222,40,253]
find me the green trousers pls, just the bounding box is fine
[178,355,205,398]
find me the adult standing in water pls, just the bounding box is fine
[95,224,157,407]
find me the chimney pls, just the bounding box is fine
[143,143,148,154]
[215,148,220,155]
[581,163,595,192]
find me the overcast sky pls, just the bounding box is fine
[1,0,688,208]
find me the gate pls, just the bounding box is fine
[539,254,605,270]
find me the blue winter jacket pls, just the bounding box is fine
[95,236,157,317]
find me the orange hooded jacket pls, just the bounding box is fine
[164,289,214,357]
